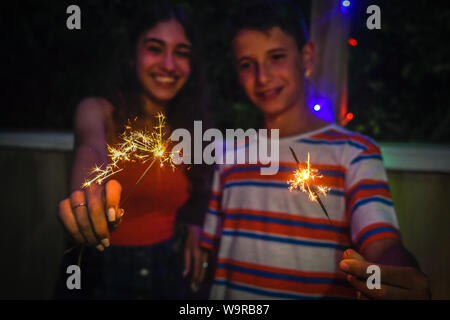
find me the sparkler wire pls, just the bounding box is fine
[288,147,346,247]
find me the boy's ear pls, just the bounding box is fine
[302,41,315,77]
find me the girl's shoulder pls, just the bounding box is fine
[76,96,114,119]
[74,97,117,142]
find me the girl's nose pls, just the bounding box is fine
[161,52,177,73]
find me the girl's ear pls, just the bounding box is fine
[302,41,315,78]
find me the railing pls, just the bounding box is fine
[1,131,449,172]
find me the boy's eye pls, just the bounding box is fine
[271,53,286,61]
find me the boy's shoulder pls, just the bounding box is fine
[293,124,381,154]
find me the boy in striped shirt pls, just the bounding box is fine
[191,0,430,299]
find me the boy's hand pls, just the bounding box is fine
[339,249,431,299]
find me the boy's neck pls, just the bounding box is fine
[264,101,330,138]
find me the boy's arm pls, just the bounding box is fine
[341,136,430,299]
[340,239,431,299]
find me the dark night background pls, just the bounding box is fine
[1,0,450,300]
[1,0,449,143]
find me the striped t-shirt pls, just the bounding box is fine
[200,124,401,300]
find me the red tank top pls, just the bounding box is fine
[110,161,190,246]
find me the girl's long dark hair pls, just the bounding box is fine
[106,2,212,226]
[108,2,209,133]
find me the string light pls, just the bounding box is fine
[346,112,354,122]
[348,38,358,46]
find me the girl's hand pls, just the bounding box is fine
[58,179,123,251]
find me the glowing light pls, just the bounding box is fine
[342,1,351,7]
[348,38,358,46]
[313,104,321,111]
[346,112,354,121]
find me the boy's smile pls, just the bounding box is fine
[232,27,306,118]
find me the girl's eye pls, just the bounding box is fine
[239,62,252,71]
[147,46,162,53]
[176,50,191,58]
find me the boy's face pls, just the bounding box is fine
[233,27,306,118]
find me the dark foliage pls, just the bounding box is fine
[1,0,449,143]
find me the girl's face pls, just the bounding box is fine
[135,18,192,104]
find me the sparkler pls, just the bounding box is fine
[82,112,176,190]
[67,112,178,266]
[288,147,345,246]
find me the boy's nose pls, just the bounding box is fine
[255,64,271,85]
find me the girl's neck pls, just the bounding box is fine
[141,94,166,119]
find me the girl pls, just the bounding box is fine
[57,3,210,299]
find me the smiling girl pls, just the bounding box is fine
[56,3,211,299]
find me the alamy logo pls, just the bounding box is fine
[366,5,381,30]
[66,5,81,30]
[171,122,280,175]
[366,265,381,289]
[66,265,81,290]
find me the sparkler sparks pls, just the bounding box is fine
[288,147,346,247]
[287,149,330,201]
[82,112,177,189]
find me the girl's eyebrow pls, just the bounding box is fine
[142,38,192,49]
[176,43,192,50]
[142,38,164,45]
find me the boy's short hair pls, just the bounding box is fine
[228,0,308,50]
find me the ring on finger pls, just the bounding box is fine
[72,202,87,210]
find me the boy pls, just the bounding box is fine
[192,1,430,299]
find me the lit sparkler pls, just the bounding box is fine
[82,112,176,189]
[288,147,345,246]
[68,113,178,266]
[287,149,329,201]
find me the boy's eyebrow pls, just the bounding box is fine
[237,47,288,63]
[267,47,288,54]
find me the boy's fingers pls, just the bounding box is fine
[341,258,422,290]
[374,265,422,290]
[340,259,372,279]
[342,249,365,261]
[105,179,122,222]
[346,274,413,300]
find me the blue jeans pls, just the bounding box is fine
[55,238,183,300]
